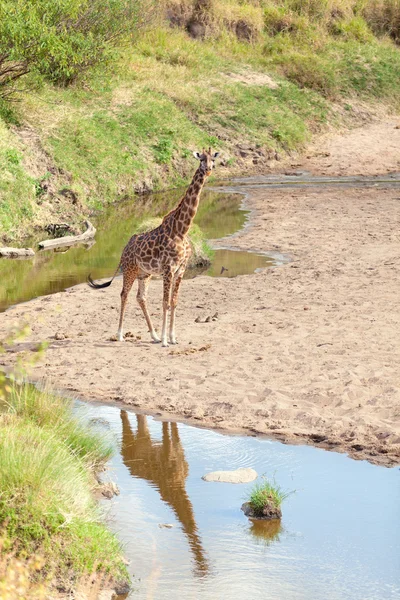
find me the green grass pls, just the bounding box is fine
[5,383,114,468]
[0,121,36,239]
[1,1,400,241]
[0,383,127,592]
[247,476,293,516]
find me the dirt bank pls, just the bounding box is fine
[1,119,399,466]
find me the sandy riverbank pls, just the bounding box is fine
[1,119,399,466]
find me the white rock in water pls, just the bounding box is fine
[202,467,258,483]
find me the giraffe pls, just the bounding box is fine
[88,148,219,347]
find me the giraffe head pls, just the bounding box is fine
[193,147,219,177]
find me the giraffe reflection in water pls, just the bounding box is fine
[120,410,209,577]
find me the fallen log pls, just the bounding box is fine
[0,247,35,258]
[38,220,96,251]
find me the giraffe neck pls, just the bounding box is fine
[167,167,207,237]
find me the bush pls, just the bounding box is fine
[330,15,374,41]
[263,5,308,36]
[216,2,265,41]
[0,0,154,96]
[280,52,339,97]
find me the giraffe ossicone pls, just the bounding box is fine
[88,148,219,347]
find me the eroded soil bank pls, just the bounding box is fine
[1,119,399,466]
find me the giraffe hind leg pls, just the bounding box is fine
[117,266,138,341]
[169,267,185,345]
[137,276,161,343]
[161,268,174,347]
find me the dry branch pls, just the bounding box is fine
[0,247,35,258]
[38,220,96,251]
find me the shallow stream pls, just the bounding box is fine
[2,172,399,312]
[84,402,400,600]
[0,188,283,312]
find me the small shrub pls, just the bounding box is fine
[0,98,19,124]
[153,136,175,163]
[280,52,339,97]
[216,2,265,41]
[263,5,308,36]
[4,149,21,166]
[283,0,332,21]
[330,16,374,42]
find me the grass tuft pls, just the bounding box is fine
[247,476,293,516]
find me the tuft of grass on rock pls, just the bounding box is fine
[247,476,293,517]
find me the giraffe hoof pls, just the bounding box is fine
[162,342,169,348]
[152,338,161,344]
[169,339,178,345]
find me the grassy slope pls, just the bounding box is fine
[0,121,36,238]
[0,382,127,596]
[1,1,400,241]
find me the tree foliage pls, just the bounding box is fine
[0,0,154,96]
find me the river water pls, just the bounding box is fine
[0,188,285,313]
[82,402,400,600]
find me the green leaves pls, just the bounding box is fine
[0,0,154,94]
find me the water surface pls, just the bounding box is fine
[0,189,280,312]
[83,403,400,600]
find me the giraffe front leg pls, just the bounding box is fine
[161,268,173,347]
[169,270,184,345]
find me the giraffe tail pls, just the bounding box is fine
[87,262,121,290]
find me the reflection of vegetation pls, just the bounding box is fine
[188,223,214,266]
[0,190,243,311]
[249,519,282,546]
[120,411,209,578]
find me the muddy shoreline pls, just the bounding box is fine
[1,119,399,467]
